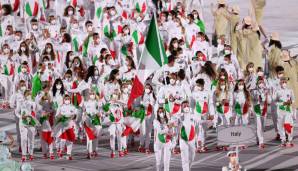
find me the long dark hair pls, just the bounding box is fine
[202,61,217,80]
[52,78,65,97]
[65,51,73,68]
[126,56,136,70]
[18,42,29,56]
[108,69,120,82]
[156,107,168,124]
[85,65,99,82]
[42,43,56,61]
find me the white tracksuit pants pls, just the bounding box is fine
[109,123,123,152]
[271,103,279,133]
[235,114,249,126]
[140,116,154,149]
[59,140,73,155]
[20,125,36,156]
[218,112,232,126]
[86,126,102,154]
[180,140,196,171]
[255,115,265,144]
[277,112,294,142]
[154,142,172,171]
[40,131,54,155]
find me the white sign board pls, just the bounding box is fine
[217,125,256,146]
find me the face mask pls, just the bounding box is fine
[196,86,203,91]
[124,29,130,34]
[238,85,244,90]
[21,68,27,73]
[32,25,38,30]
[108,60,115,65]
[110,10,116,16]
[173,43,178,48]
[186,19,190,23]
[248,68,254,72]
[278,73,284,78]
[68,10,74,16]
[220,85,226,90]
[69,55,74,61]
[224,50,231,55]
[66,77,72,82]
[75,62,80,67]
[15,36,21,41]
[5,30,10,35]
[26,96,31,100]
[123,88,129,93]
[3,48,9,53]
[145,88,151,94]
[127,85,132,90]
[46,48,51,53]
[72,23,79,29]
[90,95,96,100]
[282,83,287,88]
[20,86,26,92]
[87,26,93,32]
[21,47,26,52]
[220,75,225,80]
[168,16,173,20]
[44,100,49,103]
[65,100,71,105]
[170,79,176,85]
[56,84,62,89]
[193,14,198,18]
[224,60,229,65]
[159,113,165,118]
[175,22,180,27]
[257,72,264,77]
[183,107,190,113]
[51,20,56,25]
[116,75,121,80]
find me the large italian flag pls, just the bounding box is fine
[127,14,167,108]
[25,0,39,17]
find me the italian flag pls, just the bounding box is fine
[84,122,96,140]
[235,101,249,115]
[103,24,117,41]
[72,36,80,52]
[158,133,171,143]
[109,109,122,123]
[146,104,153,116]
[254,100,267,116]
[196,101,208,114]
[186,35,196,49]
[71,81,82,107]
[25,0,39,17]
[12,0,21,12]
[127,15,167,107]
[181,125,195,142]
[53,116,76,142]
[95,7,103,21]
[279,104,291,113]
[195,19,205,33]
[132,30,145,45]
[165,102,181,115]
[211,79,218,90]
[122,11,128,20]
[122,107,145,136]
[135,2,146,14]
[82,36,91,57]
[31,74,42,99]
[3,64,14,76]
[40,116,53,144]
[70,0,77,8]
[216,103,229,114]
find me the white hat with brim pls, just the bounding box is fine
[218,0,226,4]
[271,32,280,41]
[232,5,240,14]
[227,151,237,157]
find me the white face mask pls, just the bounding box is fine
[168,16,173,20]
[145,88,151,94]
[90,94,96,100]
[51,20,56,25]
[196,86,203,91]
[186,19,190,23]
[220,75,225,80]
[123,88,129,93]
[159,113,165,118]
[46,48,52,53]
[248,68,254,72]
[87,26,93,32]
[110,10,116,16]
[65,100,71,105]
[3,48,10,54]
[170,79,176,85]
[193,14,198,18]
[124,29,130,34]
[21,47,26,52]
[224,60,229,65]
[108,59,115,65]
[26,96,31,100]
[5,30,10,35]
[15,36,21,41]
[238,85,244,90]
[136,16,142,22]
[21,68,27,73]
[282,83,287,88]
[278,73,284,78]
[257,72,264,77]
[220,85,226,90]
[56,84,62,89]
[32,25,38,30]
[68,10,74,16]
[72,23,79,29]
[183,107,190,113]
[20,86,27,92]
